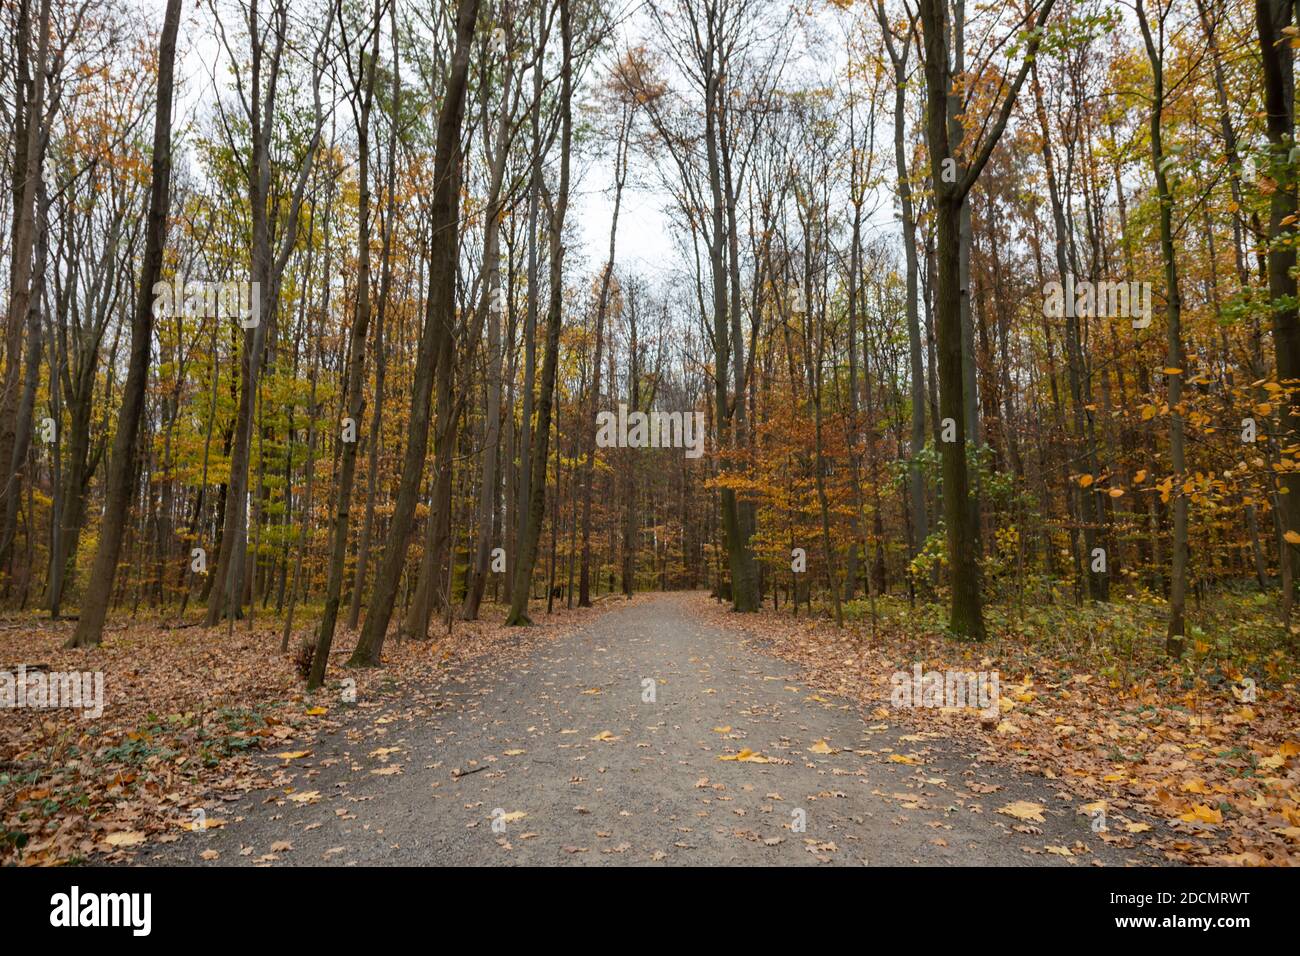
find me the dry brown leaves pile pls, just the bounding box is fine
[697,594,1300,866]
[0,598,619,866]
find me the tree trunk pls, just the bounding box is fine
[578,102,629,608]
[0,0,51,575]
[348,0,479,665]
[1138,0,1187,656]
[67,0,181,647]
[506,0,572,627]
[309,0,383,689]
[1257,0,1300,616]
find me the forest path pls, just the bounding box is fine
[145,593,1161,866]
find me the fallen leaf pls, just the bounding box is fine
[997,801,1046,823]
[718,748,771,763]
[103,831,146,848]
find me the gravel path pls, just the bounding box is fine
[143,593,1163,866]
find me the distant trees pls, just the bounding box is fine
[204,0,328,628]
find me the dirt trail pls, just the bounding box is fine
[144,593,1162,866]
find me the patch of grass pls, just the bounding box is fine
[821,587,1295,690]
[192,705,272,765]
[102,737,179,765]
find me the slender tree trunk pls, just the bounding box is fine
[578,103,629,608]
[1257,0,1300,618]
[915,0,1053,637]
[349,16,401,631]
[67,0,181,647]
[877,3,927,566]
[348,0,479,665]
[0,0,51,574]
[309,1,383,688]
[1138,0,1187,656]
[206,0,322,627]
[506,0,571,627]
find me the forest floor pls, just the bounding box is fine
[3,591,1294,866]
[702,589,1300,866]
[0,597,619,865]
[132,593,1158,866]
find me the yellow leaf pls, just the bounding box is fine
[1180,804,1223,825]
[997,801,1046,823]
[104,831,147,847]
[1285,531,1300,545]
[1079,474,1095,488]
[305,706,328,716]
[274,750,311,761]
[718,748,771,763]
[589,731,619,741]
[808,739,835,754]
[888,753,921,765]
[176,816,227,830]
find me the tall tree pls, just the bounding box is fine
[1257,0,1300,616]
[577,54,635,607]
[506,0,573,625]
[914,0,1055,639]
[0,0,52,571]
[1137,0,1187,655]
[347,0,480,666]
[308,0,388,689]
[67,0,183,648]
[875,0,926,571]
